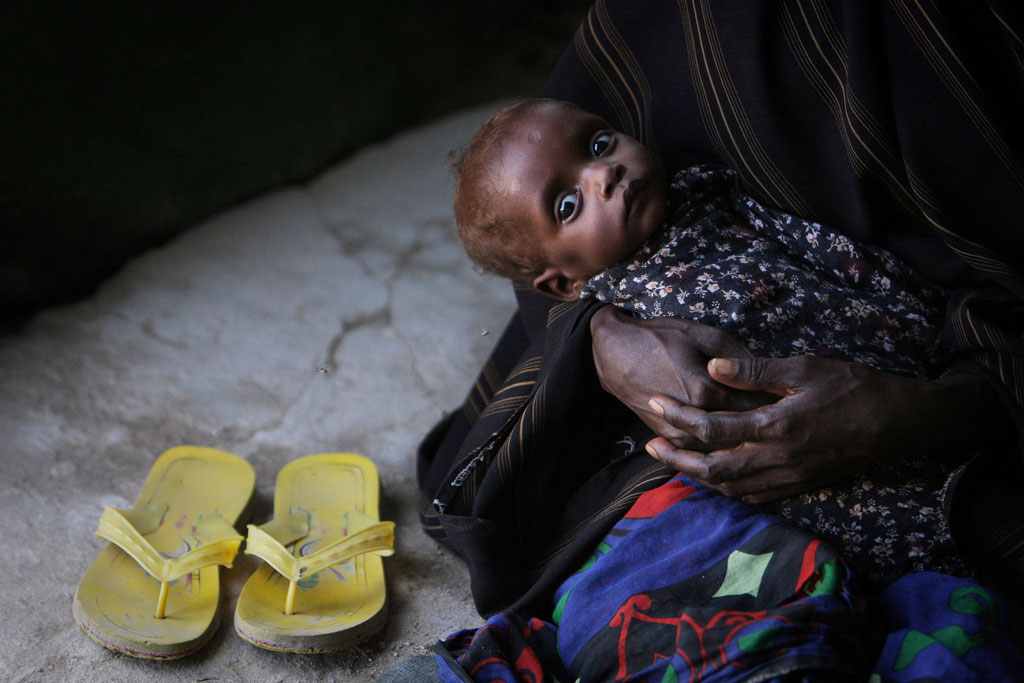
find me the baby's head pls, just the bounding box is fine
[454,99,668,301]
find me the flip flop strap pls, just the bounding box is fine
[96,504,244,583]
[245,510,394,582]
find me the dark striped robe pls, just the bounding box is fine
[418,0,1024,618]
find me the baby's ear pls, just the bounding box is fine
[533,267,583,302]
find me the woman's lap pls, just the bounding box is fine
[436,474,1024,681]
[766,453,968,592]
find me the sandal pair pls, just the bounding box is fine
[72,447,393,658]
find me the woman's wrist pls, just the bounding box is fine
[589,304,617,339]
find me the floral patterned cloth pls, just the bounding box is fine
[582,166,951,379]
[581,165,966,589]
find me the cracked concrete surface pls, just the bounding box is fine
[0,102,518,682]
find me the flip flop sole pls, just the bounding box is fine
[234,580,388,653]
[73,446,254,658]
[234,453,389,653]
[72,565,221,659]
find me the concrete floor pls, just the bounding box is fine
[0,103,517,682]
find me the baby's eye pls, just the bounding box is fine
[591,131,614,157]
[557,190,581,222]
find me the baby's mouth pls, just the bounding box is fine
[623,178,648,218]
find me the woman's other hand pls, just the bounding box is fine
[644,355,1011,502]
[589,306,774,444]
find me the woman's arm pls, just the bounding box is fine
[646,356,1013,502]
[590,305,775,443]
[592,305,1015,501]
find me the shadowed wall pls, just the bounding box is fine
[1,1,587,324]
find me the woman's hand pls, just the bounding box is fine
[589,306,775,444]
[644,355,1011,502]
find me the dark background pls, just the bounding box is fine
[1,1,589,327]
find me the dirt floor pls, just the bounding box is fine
[0,102,517,682]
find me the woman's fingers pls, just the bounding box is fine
[591,308,775,413]
[646,355,1015,502]
[644,438,735,483]
[686,319,757,360]
[645,437,776,485]
[636,410,701,449]
[707,356,808,396]
[649,396,773,446]
[645,437,807,501]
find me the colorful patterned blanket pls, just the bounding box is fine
[434,475,1024,681]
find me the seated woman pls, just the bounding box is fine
[415,1,1024,679]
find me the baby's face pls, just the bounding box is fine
[495,101,667,295]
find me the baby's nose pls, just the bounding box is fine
[585,161,625,198]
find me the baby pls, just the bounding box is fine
[453,98,973,592]
[454,98,949,380]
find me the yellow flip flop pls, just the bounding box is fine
[73,446,255,659]
[233,453,394,653]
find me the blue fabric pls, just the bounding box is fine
[872,573,1024,681]
[437,476,1024,681]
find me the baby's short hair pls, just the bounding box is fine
[453,99,554,286]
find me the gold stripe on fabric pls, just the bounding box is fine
[965,304,1003,354]
[688,0,765,199]
[905,169,1017,276]
[812,0,850,84]
[702,1,809,212]
[492,380,539,398]
[527,375,547,538]
[990,7,1024,74]
[464,355,519,422]
[1011,354,1022,409]
[464,392,483,422]
[678,0,743,182]
[888,0,1024,290]
[480,396,531,420]
[532,465,673,568]
[532,466,675,569]
[470,359,541,421]
[777,3,868,180]
[893,0,1024,189]
[995,535,1024,560]
[547,300,582,327]
[510,356,544,373]
[499,358,542,386]
[588,3,643,139]
[456,360,543,511]
[593,0,652,145]
[483,361,503,397]
[680,0,811,216]
[992,7,1024,48]
[953,298,983,350]
[784,1,919,215]
[495,376,541,489]
[778,6,847,141]
[781,0,1024,291]
[951,297,1024,407]
[575,11,635,137]
[510,378,543,547]
[925,223,1016,277]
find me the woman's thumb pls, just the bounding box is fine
[708,357,789,395]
